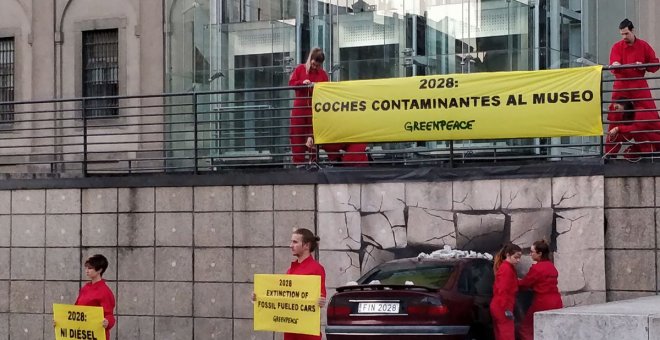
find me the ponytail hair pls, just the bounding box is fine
[294,228,320,252]
[305,47,325,73]
[493,242,522,272]
[533,239,551,260]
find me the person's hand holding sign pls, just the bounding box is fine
[318,296,326,308]
[102,318,109,328]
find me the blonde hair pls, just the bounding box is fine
[305,47,325,73]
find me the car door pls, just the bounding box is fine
[468,261,494,329]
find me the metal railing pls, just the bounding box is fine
[0,65,657,176]
[602,63,660,162]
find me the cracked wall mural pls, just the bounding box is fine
[3,176,659,339]
[317,176,606,307]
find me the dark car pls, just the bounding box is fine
[325,256,496,340]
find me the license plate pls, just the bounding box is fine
[357,302,400,314]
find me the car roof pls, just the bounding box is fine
[370,256,491,271]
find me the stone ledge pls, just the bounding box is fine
[536,295,660,340]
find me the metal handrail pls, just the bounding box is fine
[0,66,657,175]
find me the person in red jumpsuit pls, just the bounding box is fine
[606,99,639,157]
[490,243,522,340]
[607,99,660,158]
[284,228,327,340]
[608,18,659,156]
[517,240,563,340]
[289,48,368,166]
[74,254,116,340]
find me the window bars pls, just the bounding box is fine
[82,29,119,117]
[0,37,14,122]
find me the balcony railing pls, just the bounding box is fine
[0,65,657,176]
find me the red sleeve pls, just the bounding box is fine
[101,286,116,331]
[74,285,87,306]
[618,110,660,133]
[618,123,636,133]
[610,43,623,76]
[289,65,307,86]
[645,42,659,73]
[494,265,516,297]
[607,103,622,124]
[319,70,329,83]
[319,266,327,298]
[519,264,541,289]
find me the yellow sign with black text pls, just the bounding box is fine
[312,66,603,143]
[53,304,106,340]
[253,274,321,336]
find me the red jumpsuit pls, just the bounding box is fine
[607,105,660,156]
[490,261,518,340]
[606,104,638,156]
[289,64,328,164]
[517,260,563,340]
[284,256,327,340]
[608,38,660,155]
[75,279,116,340]
[288,65,368,166]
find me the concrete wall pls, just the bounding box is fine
[604,177,660,301]
[318,177,607,307]
[0,185,318,340]
[0,175,629,340]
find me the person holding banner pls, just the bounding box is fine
[74,254,116,339]
[284,228,327,340]
[609,18,659,128]
[251,228,326,338]
[252,228,327,340]
[607,98,660,157]
[289,48,329,166]
[606,99,640,157]
[289,48,369,167]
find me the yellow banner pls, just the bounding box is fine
[312,66,603,143]
[53,304,106,340]
[253,274,321,336]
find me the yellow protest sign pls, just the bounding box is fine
[53,304,106,340]
[312,66,603,143]
[253,274,321,336]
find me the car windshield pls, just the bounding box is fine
[361,264,455,289]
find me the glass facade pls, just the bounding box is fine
[165,0,641,167]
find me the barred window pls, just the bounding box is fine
[0,37,14,122]
[83,29,118,117]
